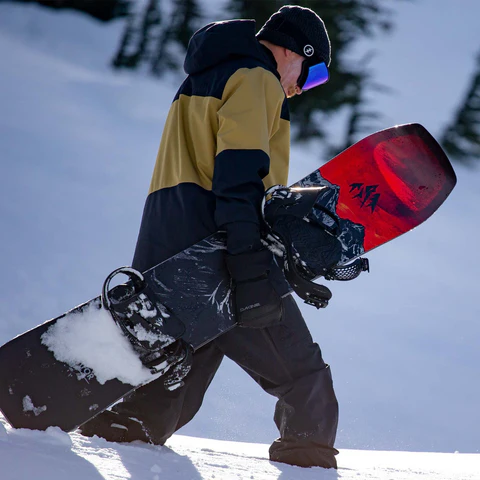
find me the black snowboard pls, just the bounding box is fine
[0,233,289,432]
[0,123,456,432]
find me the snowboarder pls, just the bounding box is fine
[80,5,339,469]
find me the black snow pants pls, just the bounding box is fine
[105,294,339,467]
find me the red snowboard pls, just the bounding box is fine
[290,123,456,262]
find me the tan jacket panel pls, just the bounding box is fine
[149,67,290,196]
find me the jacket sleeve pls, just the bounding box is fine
[213,67,285,254]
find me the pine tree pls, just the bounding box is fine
[111,0,162,70]
[440,49,480,165]
[14,0,130,22]
[150,0,201,75]
[111,0,202,75]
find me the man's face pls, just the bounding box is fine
[279,52,304,98]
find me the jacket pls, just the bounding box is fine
[132,19,291,272]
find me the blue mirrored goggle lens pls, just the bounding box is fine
[301,62,329,91]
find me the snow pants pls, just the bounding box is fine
[108,295,339,467]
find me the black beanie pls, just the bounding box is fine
[256,5,331,66]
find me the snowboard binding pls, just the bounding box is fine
[263,185,369,308]
[101,267,192,388]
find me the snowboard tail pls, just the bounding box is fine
[0,124,456,433]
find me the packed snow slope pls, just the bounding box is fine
[0,1,479,474]
[0,415,479,480]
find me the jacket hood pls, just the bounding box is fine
[184,19,275,75]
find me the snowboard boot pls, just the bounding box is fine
[269,438,338,469]
[79,410,151,444]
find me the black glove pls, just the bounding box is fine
[225,249,283,328]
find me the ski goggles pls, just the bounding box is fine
[297,60,329,91]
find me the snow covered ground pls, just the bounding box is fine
[1,414,479,480]
[0,1,479,478]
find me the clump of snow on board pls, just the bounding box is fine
[22,395,47,416]
[41,302,154,386]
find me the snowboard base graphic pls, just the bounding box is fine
[0,124,456,432]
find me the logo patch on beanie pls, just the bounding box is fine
[303,44,314,57]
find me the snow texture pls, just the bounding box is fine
[127,293,158,319]
[0,414,479,480]
[41,302,153,386]
[22,396,47,416]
